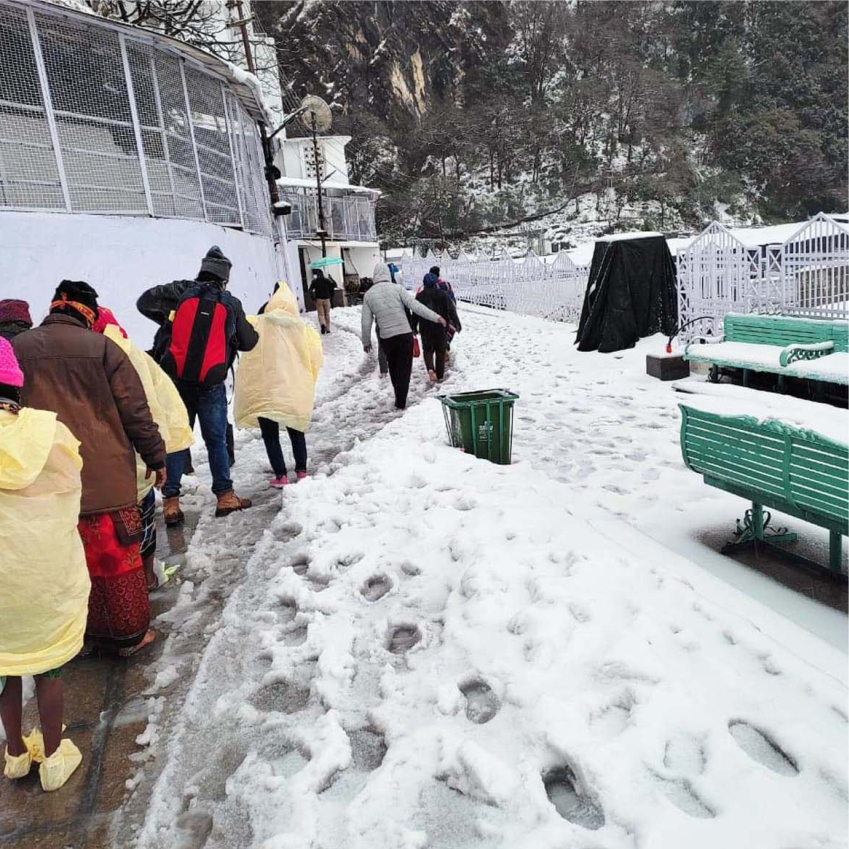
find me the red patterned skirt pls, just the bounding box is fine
[77,507,150,649]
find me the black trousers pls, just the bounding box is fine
[381,333,414,409]
[422,333,447,381]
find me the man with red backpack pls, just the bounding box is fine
[137,246,258,525]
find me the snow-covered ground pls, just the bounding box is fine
[135,306,847,849]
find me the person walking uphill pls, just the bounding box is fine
[0,339,91,792]
[234,283,323,488]
[362,262,446,409]
[137,246,258,526]
[12,281,166,658]
[412,273,461,382]
[309,269,336,335]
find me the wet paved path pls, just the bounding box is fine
[0,476,282,849]
[0,514,201,848]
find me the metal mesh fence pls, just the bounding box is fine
[0,5,65,208]
[0,0,271,235]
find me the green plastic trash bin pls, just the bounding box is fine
[438,389,519,465]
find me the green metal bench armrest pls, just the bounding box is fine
[779,341,834,367]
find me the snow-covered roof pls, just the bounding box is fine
[277,177,380,195]
[598,230,664,242]
[566,242,596,267]
[666,237,695,256]
[723,222,812,248]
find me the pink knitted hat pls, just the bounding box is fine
[0,337,24,388]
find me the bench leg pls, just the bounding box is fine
[829,531,844,575]
[723,503,845,582]
[730,503,797,546]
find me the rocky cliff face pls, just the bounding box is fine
[256,1,509,126]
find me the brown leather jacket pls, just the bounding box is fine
[13,314,166,516]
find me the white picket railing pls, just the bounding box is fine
[677,213,849,340]
[401,248,590,323]
[401,212,849,340]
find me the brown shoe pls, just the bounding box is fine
[163,496,184,527]
[215,490,252,518]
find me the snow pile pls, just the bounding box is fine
[136,307,847,849]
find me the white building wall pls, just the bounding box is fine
[1,212,286,348]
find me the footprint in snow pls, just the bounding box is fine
[652,773,715,818]
[273,520,303,542]
[361,574,391,601]
[591,690,635,738]
[348,727,387,771]
[728,720,798,776]
[290,552,311,576]
[173,810,214,849]
[386,624,421,654]
[337,551,364,569]
[663,735,706,775]
[454,494,478,512]
[543,765,605,830]
[251,680,311,714]
[459,679,499,724]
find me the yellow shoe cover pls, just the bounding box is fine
[4,747,32,780]
[23,728,45,764]
[39,739,82,791]
[23,726,65,764]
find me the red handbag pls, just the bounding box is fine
[412,336,421,358]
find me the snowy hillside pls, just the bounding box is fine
[134,307,847,849]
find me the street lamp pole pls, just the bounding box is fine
[311,113,328,258]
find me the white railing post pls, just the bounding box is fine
[179,60,207,220]
[119,34,154,216]
[26,7,71,212]
[221,86,245,229]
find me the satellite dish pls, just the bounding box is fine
[299,95,332,134]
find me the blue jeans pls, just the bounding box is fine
[164,382,232,497]
[258,417,307,478]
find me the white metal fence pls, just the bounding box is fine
[0,0,271,236]
[677,213,849,340]
[280,189,377,243]
[401,248,590,323]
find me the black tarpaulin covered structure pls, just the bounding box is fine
[575,233,678,353]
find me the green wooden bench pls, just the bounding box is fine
[679,403,848,576]
[684,314,849,387]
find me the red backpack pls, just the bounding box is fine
[161,285,235,386]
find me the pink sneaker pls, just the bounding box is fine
[427,370,437,383]
[296,471,308,481]
[270,476,289,489]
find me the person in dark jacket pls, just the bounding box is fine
[0,300,32,341]
[308,269,337,335]
[136,246,258,525]
[13,281,166,657]
[412,274,461,382]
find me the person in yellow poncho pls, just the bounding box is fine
[234,282,323,488]
[0,338,90,792]
[92,307,193,590]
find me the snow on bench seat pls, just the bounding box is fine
[673,379,849,447]
[685,341,785,370]
[785,352,849,385]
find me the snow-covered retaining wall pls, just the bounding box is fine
[2,212,284,347]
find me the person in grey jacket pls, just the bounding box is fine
[362,263,445,409]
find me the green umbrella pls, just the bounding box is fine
[310,256,344,269]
